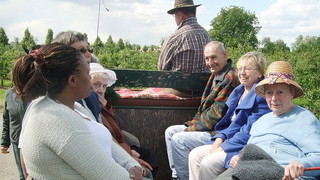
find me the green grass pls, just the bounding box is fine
[2,80,12,87]
[0,88,6,109]
[0,80,12,108]
[0,80,12,109]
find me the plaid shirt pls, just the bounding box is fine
[184,59,239,135]
[158,17,211,73]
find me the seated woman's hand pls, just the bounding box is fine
[134,157,153,175]
[97,93,108,107]
[128,166,143,180]
[229,155,239,168]
[282,160,304,180]
[209,138,223,153]
[131,150,140,158]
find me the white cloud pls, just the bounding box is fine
[1,0,319,47]
[95,0,175,45]
[257,0,320,45]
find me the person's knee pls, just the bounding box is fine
[171,133,179,145]
[165,126,172,137]
[200,156,216,171]
[165,125,177,139]
[172,132,192,152]
[189,148,199,163]
[171,132,185,145]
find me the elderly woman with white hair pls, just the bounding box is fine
[216,61,320,180]
[89,63,158,179]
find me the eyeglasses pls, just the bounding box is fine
[236,67,258,73]
[78,47,93,54]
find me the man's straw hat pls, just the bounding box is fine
[254,61,303,99]
[167,0,201,14]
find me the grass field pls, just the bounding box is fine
[0,80,12,109]
[0,88,8,109]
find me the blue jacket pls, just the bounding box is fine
[212,79,271,168]
[77,90,101,122]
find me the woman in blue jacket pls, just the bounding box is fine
[188,52,271,180]
[216,61,320,180]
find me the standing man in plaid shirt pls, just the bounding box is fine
[165,41,239,180]
[158,0,211,74]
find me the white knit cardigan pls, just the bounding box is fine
[21,96,139,179]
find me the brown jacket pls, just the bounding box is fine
[100,101,132,155]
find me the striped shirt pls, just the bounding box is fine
[158,17,211,73]
[184,60,239,134]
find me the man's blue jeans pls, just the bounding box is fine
[165,125,211,180]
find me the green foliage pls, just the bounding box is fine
[116,38,125,51]
[209,6,261,49]
[45,29,53,45]
[92,36,105,55]
[98,48,159,70]
[0,27,318,119]
[105,35,115,50]
[289,37,320,118]
[0,48,21,86]
[21,28,36,49]
[228,43,256,64]
[0,27,9,46]
[260,38,290,55]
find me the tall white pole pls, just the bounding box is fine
[96,0,101,39]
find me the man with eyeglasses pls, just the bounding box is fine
[158,0,211,74]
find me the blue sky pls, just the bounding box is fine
[0,0,319,47]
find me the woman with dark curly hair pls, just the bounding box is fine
[14,43,143,180]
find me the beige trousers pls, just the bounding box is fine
[188,145,227,180]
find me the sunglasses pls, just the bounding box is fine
[78,47,93,54]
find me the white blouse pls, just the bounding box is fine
[75,108,114,161]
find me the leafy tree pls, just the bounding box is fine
[92,36,104,55]
[21,28,36,49]
[260,38,290,55]
[0,48,21,86]
[45,29,53,44]
[11,37,21,51]
[260,37,276,54]
[116,38,125,51]
[292,35,318,52]
[134,44,141,51]
[287,36,320,119]
[0,27,9,46]
[0,28,318,119]
[124,40,133,49]
[105,35,115,53]
[274,40,290,52]
[142,45,148,52]
[209,6,261,49]
[227,43,256,65]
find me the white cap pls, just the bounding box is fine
[89,63,117,87]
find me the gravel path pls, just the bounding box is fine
[0,112,19,180]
